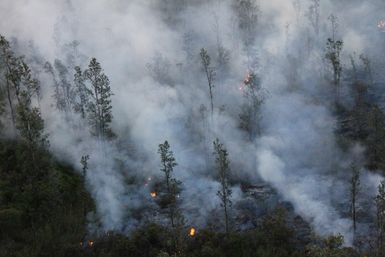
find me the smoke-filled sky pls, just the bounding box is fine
[2,0,385,244]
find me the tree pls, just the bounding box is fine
[55,59,75,112]
[83,58,114,140]
[306,0,320,35]
[81,155,90,178]
[375,181,385,256]
[306,234,356,257]
[366,106,385,170]
[146,53,173,86]
[350,163,360,233]
[213,138,232,235]
[81,155,90,218]
[44,59,75,113]
[157,141,185,255]
[325,15,343,104]
[0,35,25,128]
[239,72,264,140]
[200,48,215,119]
[232,0,259,65]
[359,54,374,86]
[158,141,180,228]
[73,66,89,119]
[15,63,48,171]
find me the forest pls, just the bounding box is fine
[1,0,385,256]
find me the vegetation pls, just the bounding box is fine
[1,1,385,256]
[213,138,232,236]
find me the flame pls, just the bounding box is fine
[150,192,157,198]
[243,73,253,85]
[378,20,385,32]
[88,240,94,247]
[189,227,196,237]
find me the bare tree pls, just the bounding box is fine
[350,163,360,233]
[200,48,215,119]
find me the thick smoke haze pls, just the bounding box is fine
[1,0,385,244]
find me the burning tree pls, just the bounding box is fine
[239,72,264,141]
[213,138,232,236]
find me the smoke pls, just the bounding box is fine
[1,0,385,244]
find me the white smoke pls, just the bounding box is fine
[1,0,385,244]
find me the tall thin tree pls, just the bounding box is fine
[350,163,360,233]
[213,138,232,235]
[200,48,215,119]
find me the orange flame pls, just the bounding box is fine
[88,240,94,247]
[189,227,196,237]
[150,192,157,198]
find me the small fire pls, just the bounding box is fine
[239,72,253,91]
[150,192,157,198]
[378,20,385,32]
[189,227,196,237]
[88,240,94,247]
[244,73,252,85]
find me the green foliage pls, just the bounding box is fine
[375,181,385,255]
[0,35,40,129]
[305,235,357,257]
[0,140,94,257]
[325,36,343,103]
[213,139,232,235]
[157,141,186,255]
[83,58,114,140]
[73,66,89,119]
[337,81,385,171]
